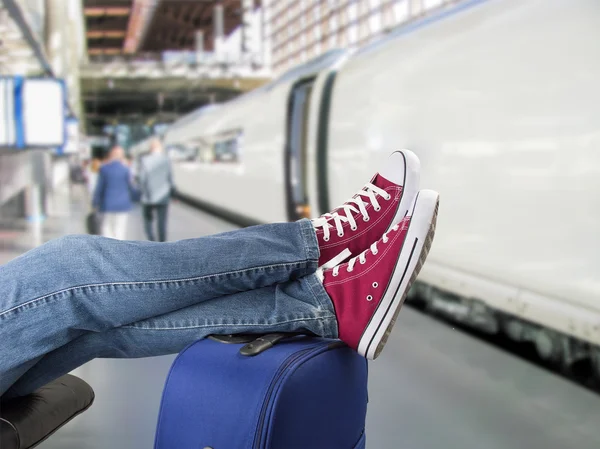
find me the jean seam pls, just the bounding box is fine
[303,275,339,338]
[0,261,311,320]
[298,218,320,263]
[121,315,336,330]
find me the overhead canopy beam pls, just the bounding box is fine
[138,0,244,53]
[124,0,159,54]
[87,17,130,30]
[84,7,131,17]
[87,30,127,39]
[88,48,123,55]
[2,0,54,76]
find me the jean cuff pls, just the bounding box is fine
[297,218,320,263]
[302,273,339,339]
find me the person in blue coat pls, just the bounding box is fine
[92,146,133,240]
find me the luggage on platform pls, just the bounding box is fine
[154,334,368,449]
[86,211,102,235]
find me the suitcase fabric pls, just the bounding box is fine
[154,336,368,449]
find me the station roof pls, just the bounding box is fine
[82,0,268,136]
[84,0,248,57]
[82,76,265,134]
[0,0,54,75]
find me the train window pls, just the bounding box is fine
[348,1,358,21]
[174,131,242,164]
[348,24,358,44]
[394,0,409,23]
[211,131,242,163]
[167,144,195,162]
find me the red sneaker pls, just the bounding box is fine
[321,190,439,359]
[313,150,420,268]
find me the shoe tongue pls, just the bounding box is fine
[372,173,397,190]
[345,173,394,204]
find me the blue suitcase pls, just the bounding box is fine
[154,334,368,449]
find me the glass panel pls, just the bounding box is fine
[370,10,382,34]
[348,23,358,43]
[348,1,359,21]
[394,0,409,23]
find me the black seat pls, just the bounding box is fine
[0,375,95,449]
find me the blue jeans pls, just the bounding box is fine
[0,219,338,398]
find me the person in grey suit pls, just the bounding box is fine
[138,138,174,242]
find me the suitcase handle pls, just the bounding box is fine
[208,334,257,345]
[208,333,308,356]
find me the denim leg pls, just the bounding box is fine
[0,219,320,396]
[143,204,155,241]
[3,274,337,398]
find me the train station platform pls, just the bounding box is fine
[1,187,599,449]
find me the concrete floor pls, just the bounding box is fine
[3,186,600,449]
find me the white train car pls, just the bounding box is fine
[164,0,600,374]
[164,50,350,224]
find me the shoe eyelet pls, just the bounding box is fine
[385,194,391,201]
[374,206,381,212]
[323,236,330,242]
[332,271,338,277]
[366,295,373,301]
[347,268,353,273]
[360,259,366,265]
[372,282,378,288]
[372,250,378,255]
[337,232,344,238]
[363,216,370,222]
[351,225,357,231]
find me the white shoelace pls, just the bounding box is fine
[332,223,400,277]
[312,182,391,241]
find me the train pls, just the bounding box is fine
[131,0,600,378]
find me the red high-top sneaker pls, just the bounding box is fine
[321,190,439,360]
[313,150,420,268]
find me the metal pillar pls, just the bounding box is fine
[45,0,66,77]
[241,0,254,58]
[45,0,84,118]
[25,151,49,222]
[213,4,225,62]
[260,0,272,69]
[195,30,204,63]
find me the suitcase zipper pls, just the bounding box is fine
[252,343,332,449]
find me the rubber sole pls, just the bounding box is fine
[358,189,439,360]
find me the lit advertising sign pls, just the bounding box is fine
[0,76,67,149]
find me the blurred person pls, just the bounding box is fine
[0,151,438,401]
[70,159,87,185]
[139,138,174,242]
[93,146,134,240]
[86,157,102,198]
